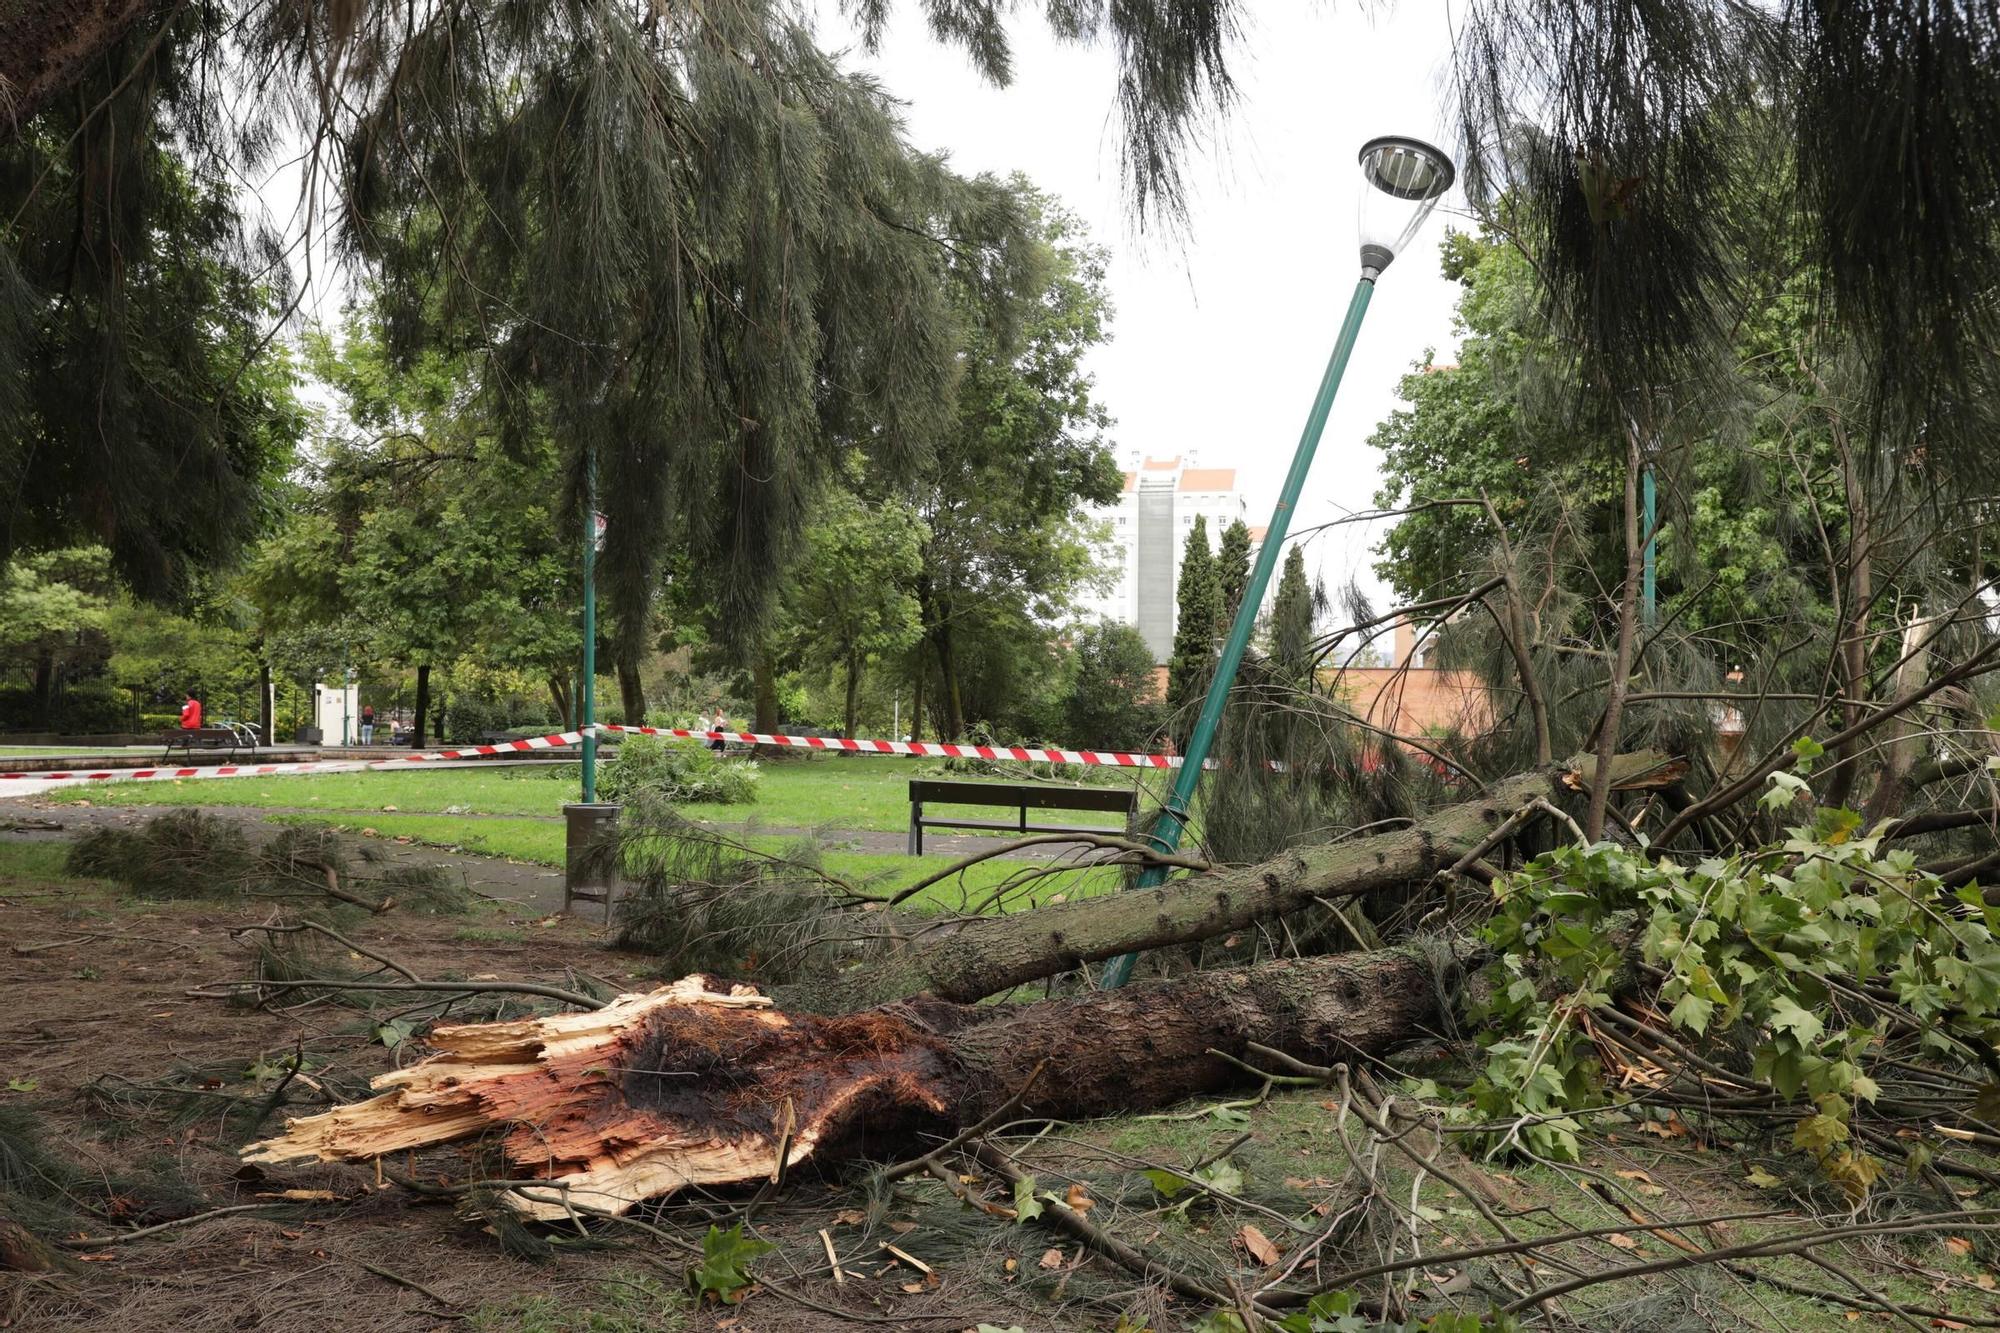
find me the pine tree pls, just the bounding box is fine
[1215,518,1253,633]
[1167,515,1220,733]
[1270,546,1316,682]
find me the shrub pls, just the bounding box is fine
[597,733,758,805]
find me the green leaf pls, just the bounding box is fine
[1192,1159,1244,1195]
[5,1077,37,1093]
[1667,991,1715,1035]
[687,1223,775,1304]
[1012,1174,1044,1221]
[1141,1168,1189,1199]
[1791,736,1825,771]
[1793,1113,1850,1154]
[1765,995,1825,1045]
[1745,1165,1784,1188]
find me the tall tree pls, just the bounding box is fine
[777,490,927,738]
[1269,545,1315,681]
[906,190,1120,740]
[1063,621,1166,752]
[1167,515,1220,733]
[0,5,303,598]
[1215,517,1253,632]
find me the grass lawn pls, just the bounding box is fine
[266,811,1123,912]
[46,752,1158,835]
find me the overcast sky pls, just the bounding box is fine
[820,2,1469,607]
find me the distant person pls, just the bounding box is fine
[178,692,202,730]
[708,707,728,753]
[360,703,376,745]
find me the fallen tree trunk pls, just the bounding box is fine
[829,751,1681,1008]
[244,948,1460,1219]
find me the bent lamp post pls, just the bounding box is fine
[1103,135,1455,989]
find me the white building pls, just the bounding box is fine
[1079,453,1252,663]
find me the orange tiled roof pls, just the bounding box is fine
[1178,468,1235,492]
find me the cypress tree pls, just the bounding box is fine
[1215,517,1252,632]
[1270,545,1316,682]
[1167,515,1220,733]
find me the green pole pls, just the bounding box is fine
[1103,275,1377,989]
[581,452,599,804]
[1641,463,1657,627]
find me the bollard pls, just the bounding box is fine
[562,802,622,923]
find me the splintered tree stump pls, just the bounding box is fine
[244,950,1457,1218]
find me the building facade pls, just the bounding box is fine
[1078,453,1250,662]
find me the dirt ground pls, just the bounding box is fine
[0,841,1056,1333]
[4,824,1997,1332]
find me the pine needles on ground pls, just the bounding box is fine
[66,811,468,916]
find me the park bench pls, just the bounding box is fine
[162,720,258,762]
[906,778,1138,856]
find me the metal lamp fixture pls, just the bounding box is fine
[1356,135,1455,279]
[1101,132,1457,990]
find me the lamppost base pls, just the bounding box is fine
[562,802,623,924]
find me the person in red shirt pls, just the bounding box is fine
[179,693,202,729]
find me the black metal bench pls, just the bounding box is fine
[906,778,1138,855]
[162,721,258,762]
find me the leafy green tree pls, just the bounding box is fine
[1063,622,1165,753]
[777,491,927,737]
[0,8,303,598]
[1215,518,1252,632]
[906,190,1120,739]
[248,313,579,746]
[0,547,112,726]
[1167,515,1220,733]
[1269,546,1316,681]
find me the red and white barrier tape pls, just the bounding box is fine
[0,725,1190,789]
[592,723,1182,768]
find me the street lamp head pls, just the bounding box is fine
[1356,135,1455,280]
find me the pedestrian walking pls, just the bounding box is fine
[708,706,728,753]
[179,692,203,730]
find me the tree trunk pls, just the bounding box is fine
[258,659,274,745]
[823,751,1682,1010]
[244,949,1458,1219]
[753,650,780,734]
[910,645,927,743]
[935,621,966,740]
[616,651,646,726]
[844,642,862,739]
[30,653,55,730]
[1585,427,1646,841]
[0,0,156,139]
[412,664,431,748]
[548,675,573,732]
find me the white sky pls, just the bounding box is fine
[819,2,1469,608]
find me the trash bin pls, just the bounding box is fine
[563,803,622,922]
[293,725,323,745]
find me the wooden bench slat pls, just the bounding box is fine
[907,777,1138,854]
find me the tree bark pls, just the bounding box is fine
[844,642,862,739]
[823,751,1682,1009]
[258,659,274,745]
[412,663,432,748]
[910,644,927,743]
[0,0,156,138]
[1586,426,1646,841]
[752,649,779,734]
[244,950,1459,1219]
[548,674,573,732]
[616,651,646,726]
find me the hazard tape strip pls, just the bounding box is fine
[1,725,1188,789]
[593,723,1182,768]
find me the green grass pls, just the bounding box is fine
[43,754,1150,836]
[267,811,1121,912]
[468,1272,688,1332]
[0,840,76,880]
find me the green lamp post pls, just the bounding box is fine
[1103,134,1456,989]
